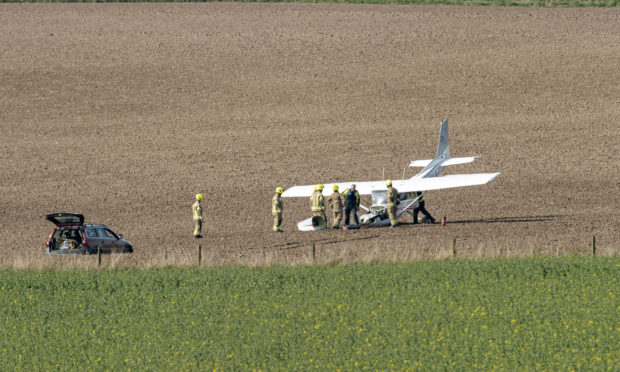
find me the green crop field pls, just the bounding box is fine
[1,256,617,370]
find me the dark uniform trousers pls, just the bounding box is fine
[413,201,434,223]
[344,206,359,225]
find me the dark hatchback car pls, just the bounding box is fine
[45,213,133,255]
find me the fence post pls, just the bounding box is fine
[312,243,316,263]
[452,238,457,258]
[198,244,202,266]
[592,235,596,257]
[97,246,102,268]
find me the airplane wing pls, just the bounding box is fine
[282,181,387,197]
[281,172,499,198]
[398,173,500,193]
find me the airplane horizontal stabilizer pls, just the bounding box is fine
[409,157,476,167]
[409,159,433,167]
[398,172,500,193]
[442,157,477,166]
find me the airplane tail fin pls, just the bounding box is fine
[436,118,450,158]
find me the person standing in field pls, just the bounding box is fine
[272,186,284,233]
[310,184,327,227]
[327,184,344,229]
[193,194,204,238]
[343,184,360,226]
[386,180,399,228]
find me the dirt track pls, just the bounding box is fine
[1,3,618,268]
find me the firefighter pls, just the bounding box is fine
[272,186,284,232]
[413,191,435,224]
[327,184,344,229]
[310,184,327,227]
[192,193,204,238]
[343,184,360,226]
[386,180,399,227]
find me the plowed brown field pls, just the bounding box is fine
[1,3,618,268]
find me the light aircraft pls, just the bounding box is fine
[282,118,500,231]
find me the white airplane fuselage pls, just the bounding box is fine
[357,137,449,227]
[358,196,420,227]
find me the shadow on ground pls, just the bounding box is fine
[444,215,563,225]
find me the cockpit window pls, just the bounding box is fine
[398,192,415,200]
[371,190,388,206]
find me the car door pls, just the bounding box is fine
[84,227,104,253]
[101,227,122,253]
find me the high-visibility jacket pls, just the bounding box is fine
[343,189,360,208]
[192,200,203,220]
[327,191,344,212]
[416,192,424,203]
[272,194,283,215]
[387,186,399,207]
[310,191,325,212]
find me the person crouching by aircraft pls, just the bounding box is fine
[343,184,360,227]
[310,184,327,227]
[413,191,435,224]
[386,180,399,228]
[272,187,284,233]
[327,184,344,229]
[193,193,204,238]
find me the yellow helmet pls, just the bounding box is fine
[333,184,339,191]
[276,186,283,194]
[314,184,319,191]
[196,193,204,201]
[318,184,324,191]
[386,180,392,187]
